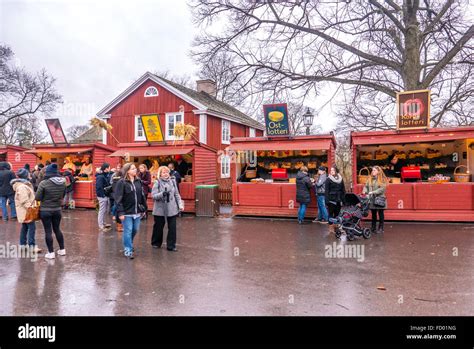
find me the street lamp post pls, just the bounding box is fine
[303,108,314,135]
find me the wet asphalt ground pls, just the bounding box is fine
[0,209,473,316]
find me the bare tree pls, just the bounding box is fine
[152,70,194,89]
[0,115,47,146]
[0,44,62,130]
[66,124,90,140]
[191,0,474,130]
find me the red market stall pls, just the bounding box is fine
[351,126,474,222]
[108,140,218,213]
[228,134,336,217]
[0,145,37,172]
[25,143,118,208]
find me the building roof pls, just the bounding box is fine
[96,72,265,131]
[72,125,103,144]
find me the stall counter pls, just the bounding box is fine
[353,182,474,221]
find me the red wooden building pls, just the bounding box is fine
[351,126,474,222]
[25,143,118,208]
[0,145,37,173]
[228,134,337,217]
[96,72,264,194]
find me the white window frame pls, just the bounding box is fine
[134,115,146,141]
[249,127,256,138]
[144,86,158,97]
[199,114,207,144]
[165,112,184,141]
[221,119,231,145]
[220,155,231,178]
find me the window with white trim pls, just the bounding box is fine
[221,120,230,144]
[249,127,256,137]
[144,86,158,97]
[220,155,231,178]
[134,115,146,141]
[165,112,184,140]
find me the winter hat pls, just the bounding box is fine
[318,166,326,172]
[16,168,29,179]
[45,163,59,176]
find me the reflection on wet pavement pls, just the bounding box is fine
[0,210,473,316]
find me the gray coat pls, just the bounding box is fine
[363,178,388,210]
[152,178,182,217]
[315,173,327,195]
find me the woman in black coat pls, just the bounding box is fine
[295,166,314,224]
[115,163,147,259]
[325,166,345,233]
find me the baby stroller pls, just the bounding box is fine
[329,193,371,241]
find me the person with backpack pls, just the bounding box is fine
[151,166,183,251]
[11,168,41,253]
[35,164,66,259]
[96,163,112,232]
[115,163,147,259]
[62,169,75,210]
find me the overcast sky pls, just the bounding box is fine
[1,0,336,139]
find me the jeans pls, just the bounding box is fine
[152,215,177,249]
[122,215,141,256]
[317,195,328,221]
[97,197,109,228]
[40,210,64,253]
[20,222,36,246]
[0,194,17,220]
[297,203,307,222]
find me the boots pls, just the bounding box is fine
[371,222,377,234]
[116,222,123,232]
[378,222,384,234]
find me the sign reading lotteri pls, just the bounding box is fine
[396,90,431,130]
[263,103,290,136]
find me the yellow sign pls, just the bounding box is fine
[140,114,164,143]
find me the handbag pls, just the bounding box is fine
[104,185,113,197]
[24,202,40,222]
[373,196,386,208]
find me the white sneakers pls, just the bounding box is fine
[45,249,66,259]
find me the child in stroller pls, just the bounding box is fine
[329,193,371,240]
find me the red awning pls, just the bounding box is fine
[25,147,93,154]
[228,139,331,151]
[352,132,474,146]
[109,147,194,157]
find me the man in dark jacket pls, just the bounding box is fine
[175,156,189,178]
[313,166,329,224]
[296,166,314,224]
[0,161,17,221]
[96,163,111,231]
